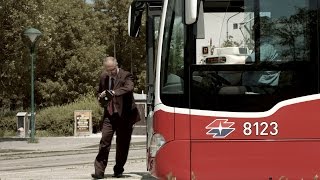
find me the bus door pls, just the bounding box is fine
[145,3,162,171]
[128,0,162,169]
[146,3,161,113]
[189,0,320,179]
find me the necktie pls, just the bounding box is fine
[108,78,114,115]
[110,77,114,90]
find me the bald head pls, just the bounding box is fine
[104,56,118,66]
[103,56,118,77]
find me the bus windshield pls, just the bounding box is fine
[160,0,318,112]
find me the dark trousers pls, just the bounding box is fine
[94,114,133,176]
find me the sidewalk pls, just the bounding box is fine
[0,133,146,152]
[0,134,152,180]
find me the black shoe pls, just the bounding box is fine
[91,173,104,179]
[112,172,123,178]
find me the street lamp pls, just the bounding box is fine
[226,12,241,41]
[23,27,42,143]
[113,33,116,59]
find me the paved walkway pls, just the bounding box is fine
[0,135,153,180]
[0,134,146,152]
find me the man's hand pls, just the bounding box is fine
[110,90,115,96]
[99,91,107,98]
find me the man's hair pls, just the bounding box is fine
[103,56,118,66]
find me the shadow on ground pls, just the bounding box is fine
[83,141,146,149]
[0,149,32,153]
[132,172,157,180]
[103,172,156,179]
[0,137,29,142]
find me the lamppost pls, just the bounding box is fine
[23,27,42,143]
[226,12,241,41]
[113,33,116,58]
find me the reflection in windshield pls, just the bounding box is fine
[197,0,314,64]
[160,0,184,95]
[159,0,318,112]
[190,0,318,112]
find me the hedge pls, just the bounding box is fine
[36,93,103,136]
[0,93,103,137]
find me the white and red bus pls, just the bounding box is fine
[129,0,320,179]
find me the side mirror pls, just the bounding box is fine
[196,0,204,39]
[128,1,145,37]
[185,0,198,24]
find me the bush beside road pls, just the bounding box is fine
[0,94,103,137]
[0,94,147,137]
[0,94,100,137]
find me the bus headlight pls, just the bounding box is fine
[150,133,166,157]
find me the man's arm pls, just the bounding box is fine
[113,72,134,96]
[97,73,106,99]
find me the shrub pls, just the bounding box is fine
[0,116,16,137]
[35,93,103,136]
[0,109,18,118]
[0,93,103,137]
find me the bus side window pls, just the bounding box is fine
[162,22,185,94]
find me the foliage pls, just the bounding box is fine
[0,0,147,112]
[100,0,147,93]
[274,8,317,60]
[34,0,107,107]
[36,93,103,136]
[222,35,242,47]
[168,21,184,75]
[0,116,16,137]
[0,93,103,137]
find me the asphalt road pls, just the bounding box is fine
[0,136,155,180]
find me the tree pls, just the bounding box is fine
[0,0,108,109]
[0,0,41,110]
[275,8,316,60]
[168,22,184,74]
[35,0,108,106]
[222,35,242,47]
[98,0,147,93]
[0,0,147,111]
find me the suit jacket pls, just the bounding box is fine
[97,68,141,124]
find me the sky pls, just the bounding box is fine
[85,0,94,4]
[196,12,245,63]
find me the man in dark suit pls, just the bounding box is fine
[92,56,140,179]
